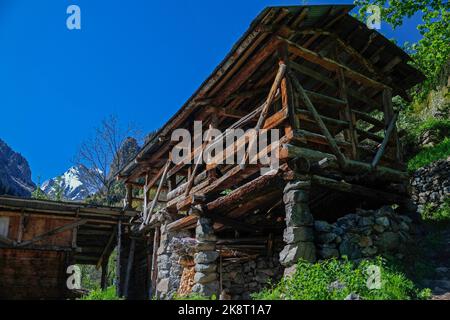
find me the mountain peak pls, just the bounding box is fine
[42,165,101,201]
[0,138,36,197]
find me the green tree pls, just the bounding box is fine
[355,0,450,99]
[31,176,49,200]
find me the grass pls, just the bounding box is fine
[421,198,450,222]
[79,286,123,300]
[407,138,450,172]
[252,258,431,301]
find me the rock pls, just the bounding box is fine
[156,278,170,294]
[283,265,297,277]
[315,221,333,233]
[328,281,346,292]
[195,264,217,273]
[375,232,400,252]
[196,241,216,251]
[317,232,337,244]
[283,226,314,243]
[359,217,374,227]
[285,203,314,227]
[194,272,218,284]
[319,247,339,259]
[283,189,309,204]
[279,242,316,266]
[194,251,219,264]
[191,282,220,297]
[375,217,390,228]
[362,246,378,257]
[373,224,385,233]
[284,180,311,193]
[436,267,449,274]
[339,239,361,260]
[359,236,373,248]
[196,218,217,242]
[344,293,361,300]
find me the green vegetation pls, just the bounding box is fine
[421,197,450,222]
[252,258,431,300]
[407,138,450,171]
[79,286,122,300]
[355,0,450,101]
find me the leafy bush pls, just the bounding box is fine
[252,258,431,300]
[407,138,450,171]
[421,198,450,222]
[79,286,122,300]
[413,118,450,139]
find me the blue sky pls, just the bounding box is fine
[0,0,423,182]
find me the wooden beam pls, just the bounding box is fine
[311,175,408,205]
[96,227,117,270]
[144,159,171,225]
[124,239,136,299]
[281,37,389,90]
[372,113,399,169]
[290,73,347,168]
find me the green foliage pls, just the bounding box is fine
[79,286,122,300]
[412,118,450,138]
[407,137,450,171]
[53,176,64,201]
[31,176,49,200]
[421,197,450,222]
[355,0,450,100]
[252,258,431,300]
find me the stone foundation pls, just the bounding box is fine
[314,206,415,261]
[220,254,284,300]
[280,179,316,274]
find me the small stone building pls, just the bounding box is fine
[115,4,424,300]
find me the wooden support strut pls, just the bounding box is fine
[371,112,399,169]
[144,159,171,225]
[289,72,347,168]
[124,239,136,299]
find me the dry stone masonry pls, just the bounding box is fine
[411,157,450,214]
[314,206,415,261]
[280,179,316,273]
[192,217,220,297]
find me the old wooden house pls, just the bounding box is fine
[0,196,135,299]
[117,4,424,299]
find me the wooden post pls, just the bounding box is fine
[125,184,133,210]
[383,88,402,162]
[337,66,358,159]
[144,160,171,225]
[124,238,136,299]
[116,220,123,297]
[150,226,161,298]
[101,259,109,290]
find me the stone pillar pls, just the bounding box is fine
[192,217,220,297]
[279,179,316,275]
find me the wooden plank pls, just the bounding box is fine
[144,159,171,225]
[16,219,87,248]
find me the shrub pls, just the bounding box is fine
[173,293,217,300]
[252,258,431,301]
[79,286,122,300]
[421,198,450,222]
[408,138,450,172]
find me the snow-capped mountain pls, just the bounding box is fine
[41,165,101,201]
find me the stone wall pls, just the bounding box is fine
[156,221,192,299]
[221,254,284,300]
[314,206,415,261]
[411,157,450,214]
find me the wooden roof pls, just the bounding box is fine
[118,4,425,181]
[0,196,137,265]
